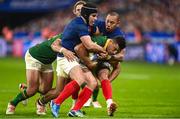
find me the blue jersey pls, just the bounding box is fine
[60,17,89,53]
[94,20,125,38]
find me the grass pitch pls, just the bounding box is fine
[0,57,180,118]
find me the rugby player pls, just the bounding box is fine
[50,3,107,118]
[5,34,76,115]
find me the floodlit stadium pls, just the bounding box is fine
[0,0,180,118]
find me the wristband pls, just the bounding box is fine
[59,47,65,53]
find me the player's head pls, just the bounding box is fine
[81,2,98,26]
[73,1,86,17]
[107,36,126,55]
[105,12,120,32]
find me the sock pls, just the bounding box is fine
[10,89,29,106]
[54,80,80,105]
[101,79,112,100]
[81,82,86,88]
[39,96,46,106]
[72,82,87,100]
[106,99,113,107]
[72,86,92,110]
[92,86,99,102]
[72,88,79,100]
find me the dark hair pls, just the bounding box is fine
[113,36,126,50]
[80,2,97,24]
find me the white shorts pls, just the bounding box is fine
[56,56,80,78]
[25,50,53,72]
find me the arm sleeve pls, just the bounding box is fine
[112,28,126,38]
[78,24,89,37]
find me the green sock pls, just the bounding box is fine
[92,87,99,102]
[81,82,86,89]
[39,96,46,105]
[10,89,28,106]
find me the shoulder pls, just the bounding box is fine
[72,17,86,25]
[94,20,105,26]
[112,27,125,37]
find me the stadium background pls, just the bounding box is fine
[0,0,180,118]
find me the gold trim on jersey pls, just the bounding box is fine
[103,39,111,50]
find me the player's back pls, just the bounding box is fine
[61,17,89,52]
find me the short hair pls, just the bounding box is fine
[113,36,126,50]
[73,1,86,11]
[107,11,120,20]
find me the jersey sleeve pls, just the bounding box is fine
[112,28,126,38]
[77,24,89,37]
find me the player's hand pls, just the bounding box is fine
[98,52,108,60]
[62,49,77,62]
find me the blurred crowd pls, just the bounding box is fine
[1,0,180,42]
[1,0,180,63]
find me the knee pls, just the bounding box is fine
[26,87,38,96]
[39,87,51,95]
[75,74,86,86]
[39,89,47,95]
[88,79,97,90]
[98,71,109,80]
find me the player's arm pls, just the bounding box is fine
[110,36,126,61]
[109,62,120,82]
[111,48,126,62]
[51,39,76,61]
[74,43,97,70]
[80,35,106,54]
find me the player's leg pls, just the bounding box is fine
[39,65,70,106]
[71,82,81,108]
[98,66,117,116]
[70,70,97,114]
[38,76,68,105]
[38,72,53,94]
[74,43,95,69]
[53,65,85,104]
[50,57,86,117]
[19,83,28,106]
[75,44,100,108]
[92,84,102,108]
[6,69,40,115]
[6,50,43,115]
[36,70,53,115]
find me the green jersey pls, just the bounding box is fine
[29,34,62,64]
[91,35,110,50]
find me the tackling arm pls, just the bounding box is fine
[109,62,120,82]
[51,39,76,61]
[80,35,107,54]
[111,48,126,62]
[74,43,97,70]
